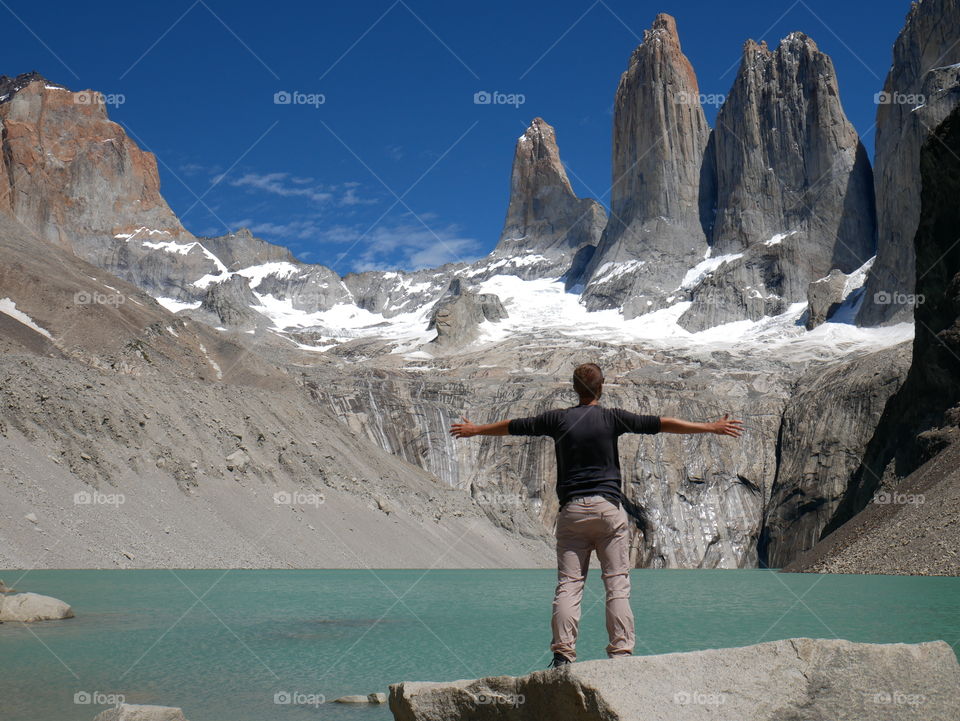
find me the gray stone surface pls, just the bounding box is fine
[390,638,960,721]
[859,0,960,326]
[806,269,849,330]
[764,344,911,567]
[791,103,960,574]
[428,279,507,347]
[0,592,73,622]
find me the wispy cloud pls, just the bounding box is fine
[223,171,333,203]
[324,217,483,272]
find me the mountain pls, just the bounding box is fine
[858,0,960,326]
[492,117,606,281]
[579,13,713,316]
[3,2,955,570]
[678,32,876,331]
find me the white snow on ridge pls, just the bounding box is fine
[591,259,646,284]
[0,297,53,339]
[763,230,798,246]
[156,297,202,313]
[469,274,911,360]
[679,253,743,290]
[250,292,436,349]
[236,261,301,289]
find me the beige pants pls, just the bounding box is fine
[551,495,635,660]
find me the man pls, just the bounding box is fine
[450,362,742,667]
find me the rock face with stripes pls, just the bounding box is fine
[858,0,960,326]
[678,32,876,332]
[579,13,714,316]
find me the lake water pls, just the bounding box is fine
[2,569,959,720]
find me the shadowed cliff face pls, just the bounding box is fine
[858,0,960,326]
[821,102,960,539]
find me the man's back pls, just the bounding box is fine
[508,405,660,505]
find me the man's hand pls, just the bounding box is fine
[450,416,480,438]
[450,417,511,438]
[710,414,743,438]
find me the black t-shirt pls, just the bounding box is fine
[508,405,661,506]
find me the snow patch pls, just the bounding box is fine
[156,297,202,313]
[0,298,53,339]
[679,253,743,290]
[763,230,798,246]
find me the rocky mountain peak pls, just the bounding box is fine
[0,71,59,103]
[579,12,712,315]
[493,117,605,278]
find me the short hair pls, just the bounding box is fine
[573,363,604,399]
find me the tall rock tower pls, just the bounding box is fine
[580,13,714,316]
[493,117,606,280]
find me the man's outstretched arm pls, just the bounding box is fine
[450,416,510,438]
[659,414,743,437]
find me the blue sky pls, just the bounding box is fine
[4,0,910,274]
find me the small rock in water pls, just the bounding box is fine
[0,592,73,622]
[333,693,386,704]
[92,703,188,721]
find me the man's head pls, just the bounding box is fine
[573,363,604,402]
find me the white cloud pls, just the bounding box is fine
[225,172,333,203]
[331,220,483,272]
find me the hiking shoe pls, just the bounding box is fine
[548,652,572,668]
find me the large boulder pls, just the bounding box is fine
[92,704,188,721]
[428,279,507,348]
[0,592,73,622]
[805,269,849,330]
[390,638,960,721]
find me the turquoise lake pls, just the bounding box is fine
[2,569,959,720]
